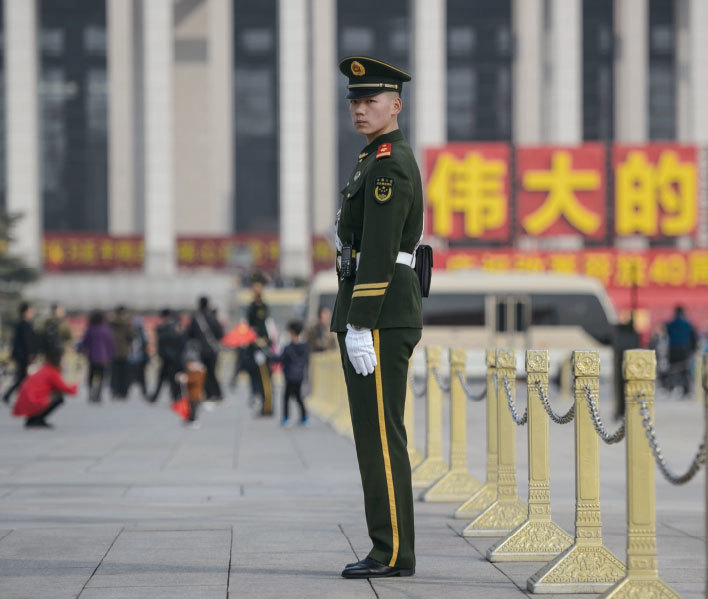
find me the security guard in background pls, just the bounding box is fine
[331,57,423,579]
[246,273,274,415]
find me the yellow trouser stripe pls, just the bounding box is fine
[259,363,272,411]
[353,282,388,291]
[373,329,399,567]
[352,289,387,298]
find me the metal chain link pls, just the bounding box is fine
[502,375,528,426]
[431,367,451,393]
[455,370,487,402]
[584,384,625,444]
[408,375,426,399]
[636,393,706,485]
[534,379,575,424]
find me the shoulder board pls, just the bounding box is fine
[376,143,392,160]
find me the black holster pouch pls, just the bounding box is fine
[414,245,433,298]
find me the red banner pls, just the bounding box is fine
[425,144,511,241]
[435,248,708,295]
[613,144,698,238]
[42,234,336,273]
[516,145,606,239]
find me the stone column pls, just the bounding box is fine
[5,0,41,267]
[615,0,649,142]
[108,0,136,234]
[412,0,446,159]
[512,0,543,144]
[143,0,175,275]
[310,0,337,237]
[208,0,234,233]
[689,0,708,144]
[279,0,311,278]
[547,0,582,143]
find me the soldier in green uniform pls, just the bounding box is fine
[331,57,423,579]
[246,273,274,415]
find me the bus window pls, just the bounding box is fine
[423,293,485,326]
[531,293,612,344]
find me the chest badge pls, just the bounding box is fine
[353,171,361,181]
[374,177,394,203]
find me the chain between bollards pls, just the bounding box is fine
[534,379,575,425]
[455,370,487,401]
[636,393,707,485]
[408,375,427,399]
[431,367,451,393]
[502,375,528,426]
[583,384,625,444]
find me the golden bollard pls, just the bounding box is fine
[600,349,679,598]
[487,350,572,561]
[422,348,483,501]
[528,350,625,594]
[331,366,353,437]
[307,352,324,416]
[405,362,424,469]
[411,346,450,488]
[455,349,498,518]
[463,348,526,536]
[321,352,342,421]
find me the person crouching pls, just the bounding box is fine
[12,350,78,429]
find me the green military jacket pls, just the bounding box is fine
[330,129,423,333]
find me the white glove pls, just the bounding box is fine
[345,324,377,376]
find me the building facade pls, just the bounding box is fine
[3,0,708,278]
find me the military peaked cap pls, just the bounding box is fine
[338,56,411,99]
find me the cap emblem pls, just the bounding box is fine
[351,61,365,76]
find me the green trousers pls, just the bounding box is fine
[337,327,421,569]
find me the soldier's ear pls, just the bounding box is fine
[391,94,402,115]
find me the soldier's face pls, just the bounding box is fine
[349,93,401,139]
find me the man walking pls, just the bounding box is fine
[3,302,38,404]
[331,57,423,579]
[665,305,697,397]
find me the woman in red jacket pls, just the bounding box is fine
[12,350,77,428]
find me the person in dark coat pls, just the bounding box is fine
[186,296,224,401]
[665,305,698,396]
[3,302,38,404]
[80,310,116,403]
[40,302,73,355]
[150,308,184,403]
[109,306,134,399]
[278,320,309,426]
[245,274,275,415]
[127,316,149,400]
[13,349,77,428]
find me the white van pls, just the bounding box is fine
[306,269,617,376]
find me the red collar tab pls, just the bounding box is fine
[376,143,392,159]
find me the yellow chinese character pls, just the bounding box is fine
[513,254,545,272]
[99,240,114,261]
[522,151,601,235]
[648,254,686,287]
[427,152,507,237]
[481,254,511,272]
[446,254,478,270]
[115,241,133,262]
[584,253,613,285]
[656,152,696,235]
[616,150,697,236]
[78,240,96,264]
[178,241,196,263]
[549,254,578,274]
[614,255,647,287]
[688,252,708,286]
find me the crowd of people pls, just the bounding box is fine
[0,276,338,431]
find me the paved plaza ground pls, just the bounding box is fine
[0,370,705,598]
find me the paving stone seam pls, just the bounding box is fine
[283,429,309,470]
[76,526,125,599]
[661,521,705,543]
[448,523,530,598]
[159,437,187,471]
[226,526,234,597]
[338,523,380,598]
[0,529,14,543]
